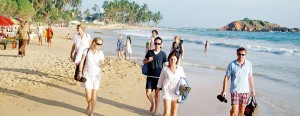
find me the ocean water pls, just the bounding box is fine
[88,27,300,115]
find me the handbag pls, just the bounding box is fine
[244,96,258,116]
[74,49,89,82]
[142,64,148,76]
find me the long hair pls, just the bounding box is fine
[168,51,180,64]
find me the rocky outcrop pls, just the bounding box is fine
[220,18,300,32]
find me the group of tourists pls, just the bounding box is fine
[69,26,255,116]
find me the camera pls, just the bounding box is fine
[217,95,227,103]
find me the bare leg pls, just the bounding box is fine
[153,89,160,116]
[146,89,154,113]
[230,105,238,116]
[163,99,171,116]
[90,89,98,116]
[85,89,92,114]
[170,99,179,116]
[129,53,132,60]
[124,52,127,60]
[238,105,246,116]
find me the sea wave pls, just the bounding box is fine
[182,39,300,56]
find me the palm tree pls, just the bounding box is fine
[152,11,163,26]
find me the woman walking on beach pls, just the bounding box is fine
[77,37,105,116]
[156,51,186,116]
[170,36,184,65]
[70,24,92,83]
[116,35,125,59]
[46,24,54,47]
[125,36,132,60]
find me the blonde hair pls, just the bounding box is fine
[77,24,86,31]
[93,37,103,43]
[174,35,181,41]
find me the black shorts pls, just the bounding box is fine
[145,77,160,90]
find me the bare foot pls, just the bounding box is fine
[149,105,154,113]
[86,106,90,114]
[152,110,158,116]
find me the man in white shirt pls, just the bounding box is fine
[147,30,158,50]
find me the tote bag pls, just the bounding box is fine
[244,96,258,116]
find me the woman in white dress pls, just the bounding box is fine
[125,36,132,60]
[156,51,186,116]
[77,37,105,116]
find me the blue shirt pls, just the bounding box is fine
[225,59,253,93]
[145,50,167,78]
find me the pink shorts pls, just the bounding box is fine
[231,92,250,106]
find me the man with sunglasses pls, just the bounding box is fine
[143,37,167,116]
[220,47,255,116]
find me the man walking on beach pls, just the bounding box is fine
[143,37,167,116]
[147,30,158,50]
[220,47,255,116]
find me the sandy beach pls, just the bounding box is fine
[1,26,299,116]
[0,26,153,116]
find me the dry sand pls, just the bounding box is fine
[0,27,153,116]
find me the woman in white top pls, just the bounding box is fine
[156,51,186,116]
[77,37,105,116]
[70,24,92,81]
[125,36,132,60]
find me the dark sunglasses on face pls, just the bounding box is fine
[154,42,161,45]
[237,53,246,56]
[96,42,102,46]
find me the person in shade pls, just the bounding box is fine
[156,51,186,116]
[170,35,184,65]
[0,27,8,50]
[147,30,158,50]
[143,37,167,116]
[220,47,255,116]
[77,37,105,116]
[70,24,92,84]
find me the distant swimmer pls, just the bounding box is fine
[205,40,209,51]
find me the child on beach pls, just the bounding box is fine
[156,51,186,116]
[125,36,132,60]
[77,37,105,116]
[116,35,125,59]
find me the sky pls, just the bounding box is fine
[82,0,300,28]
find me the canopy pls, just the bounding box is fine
[10,18,19,24]
[0,16,14,26]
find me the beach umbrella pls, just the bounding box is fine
[15,18,23,22]
[0,16,12,26]
[2,16,14,25]
[10,18,19,24]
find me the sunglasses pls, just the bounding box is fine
[237,53,246,56]
[154,43,161,45]
[96,42,102,46]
